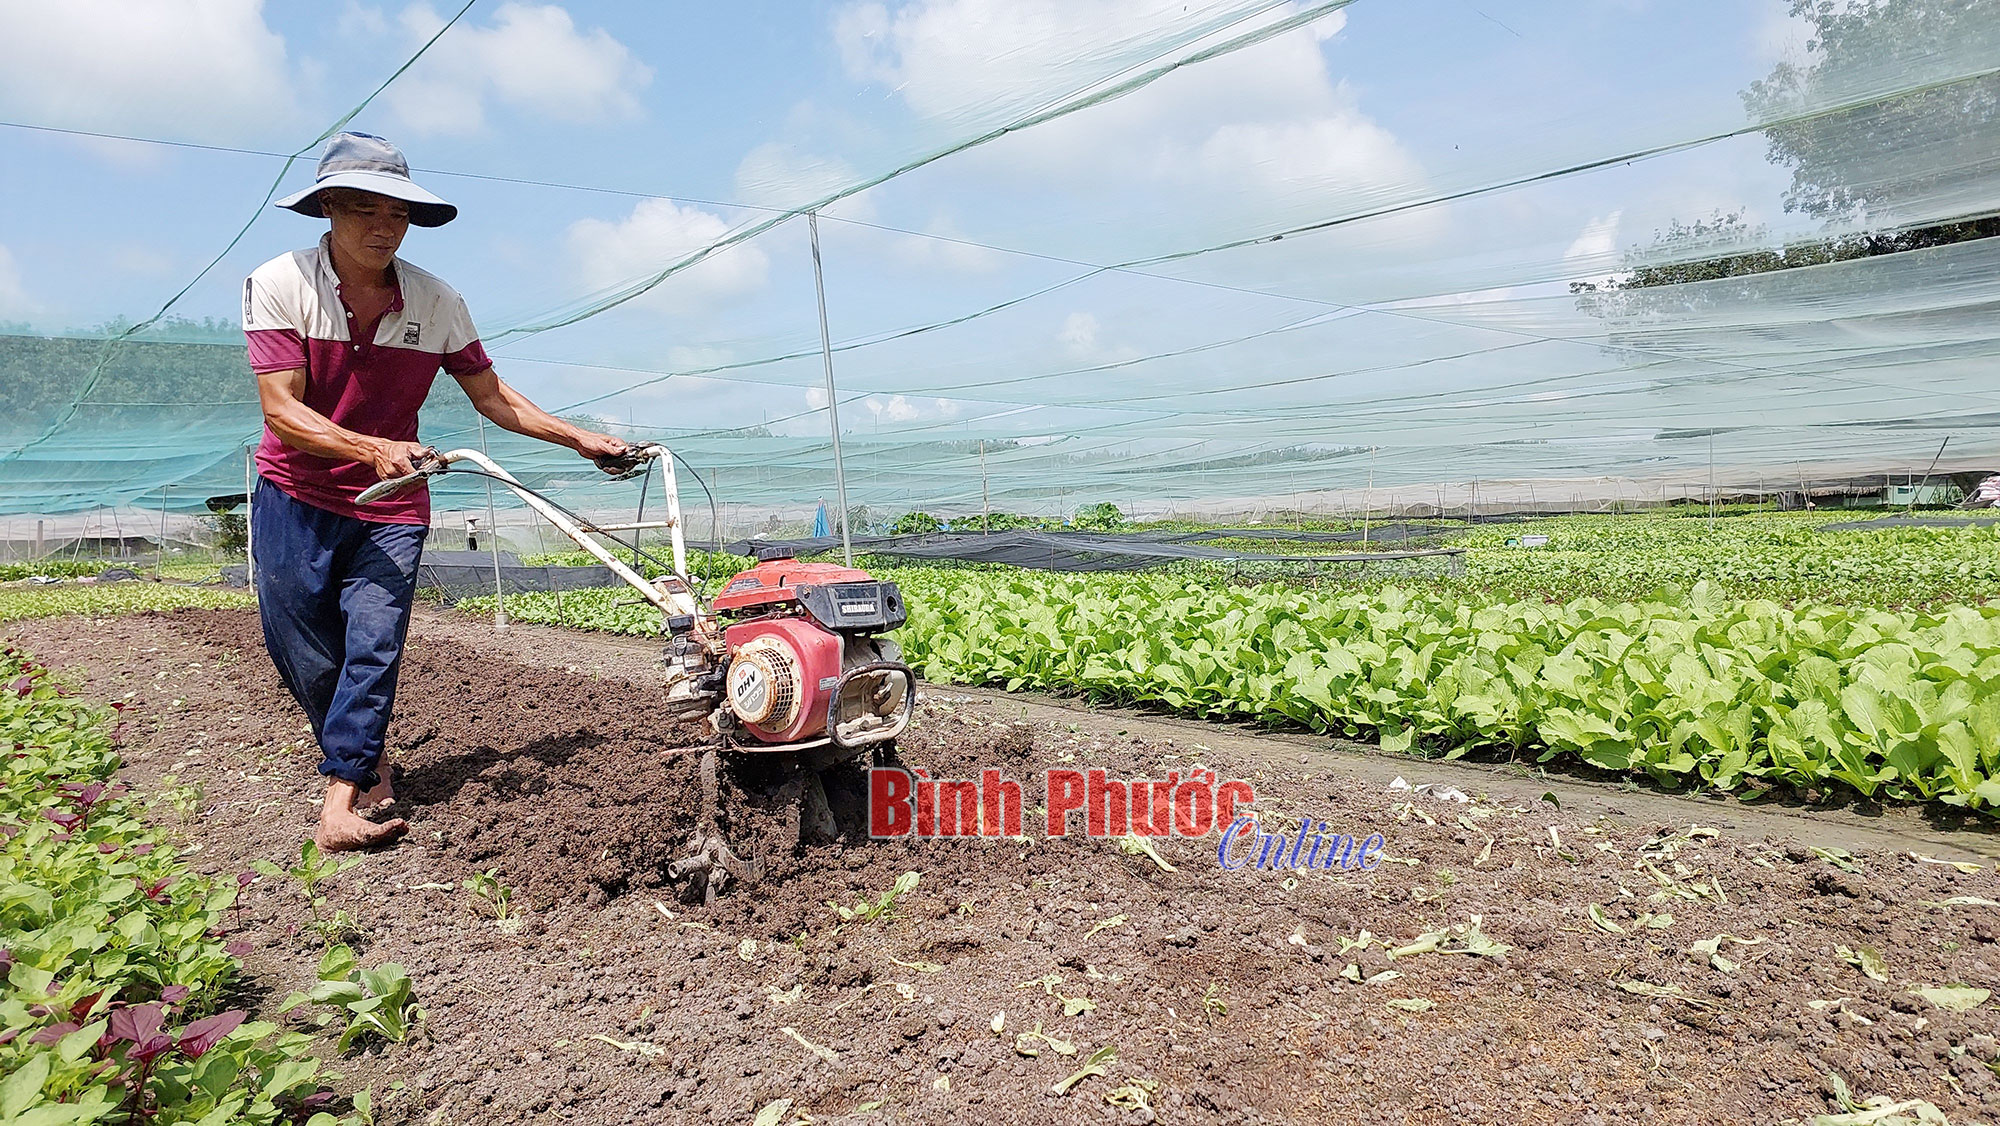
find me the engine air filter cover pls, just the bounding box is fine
[727,640,799,729]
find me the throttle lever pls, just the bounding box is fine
[593,444,662,482]
[355,448,445,505]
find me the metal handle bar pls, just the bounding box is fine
[356,445,695,619]
[355,449,446,505]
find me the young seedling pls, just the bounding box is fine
[1200,982,1228,1023]
[155,774,206,829]
[279,944,424,1051]
[827,871,919,924]
[461,869,520,932]
[252,840,362,945]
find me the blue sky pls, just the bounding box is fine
[19,0,1980,511]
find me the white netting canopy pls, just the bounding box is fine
[2,0,1996,521]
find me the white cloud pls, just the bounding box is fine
[0,245,35,319]
[385,2,652,134]
[338,1,390,37]
[733,142,873,218]
[1057,312,1098,356]
[565,199,770,314]
[863,394,961,423]
[831,0,1422,220]
[0,0,299,141]
[1564,210,1623,264]
[1054,310,1146,363]
[833,0,1343,124]
[805,386,830,409]
[1193,92,1417,200]
[889,214,1003,273]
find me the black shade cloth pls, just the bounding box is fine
[725,531,1463,573]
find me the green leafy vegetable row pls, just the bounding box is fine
[452,573,2000,806]
[891,571,2000,806]
[0,585,256,625]
[0,646,358,1125]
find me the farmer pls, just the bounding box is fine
[244,132,630,851]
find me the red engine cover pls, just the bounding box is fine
[723,616,843,744]
[711,558,877,613]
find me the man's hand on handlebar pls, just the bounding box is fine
[366,440,439,482]
[576,430,639,474]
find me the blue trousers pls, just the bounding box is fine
[251,477,426,791]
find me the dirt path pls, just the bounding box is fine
[8,607,2000,1126]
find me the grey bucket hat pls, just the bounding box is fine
[275,132,458,227]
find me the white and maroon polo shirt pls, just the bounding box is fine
[243,233,492,525]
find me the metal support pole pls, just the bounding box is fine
[1708,432,1717,531]
[157,486,170,576]
[807,211,855,567]
[1909,436,1950,513]
[1362,446,1375,544]
[477,416,507,630]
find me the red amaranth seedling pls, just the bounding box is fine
[134,876,177,901]
[101,1003,249,1123]
[232,870,255,930]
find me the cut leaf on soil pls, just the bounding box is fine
[1117,833,1177,872]
[1816,1071,1954,1125]
[1385,998,1435,1013]
[1084,913,1129,939]
[1051,1045,1117,1096]
[1689,934,1764,973]
[1016,1023,1076,1057]
[1908,853,1982,874]
[1389,916,1511,959]
[1612,980,1711,1007]
[586,1033,664,1057]
[781,1026,838,1066]
[1588,904,1625,934]
[1910,985,1990,1012]
[752,1098,793,1126]
[1837,945,1891,983]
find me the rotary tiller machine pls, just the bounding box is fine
[358,444,918,902]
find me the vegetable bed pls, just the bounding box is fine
[0,646,362,1124]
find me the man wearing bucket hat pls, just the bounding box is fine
[245,131,631,851]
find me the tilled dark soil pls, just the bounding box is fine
[10,607,2000,1126]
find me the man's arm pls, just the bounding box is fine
[256,368,431,480]
[456,367,627,461]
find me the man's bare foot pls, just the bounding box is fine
[357,774,395,814]
[316,780,407,851]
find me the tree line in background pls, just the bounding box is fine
[847,501,1127,536]
[1575,0,1997,299]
